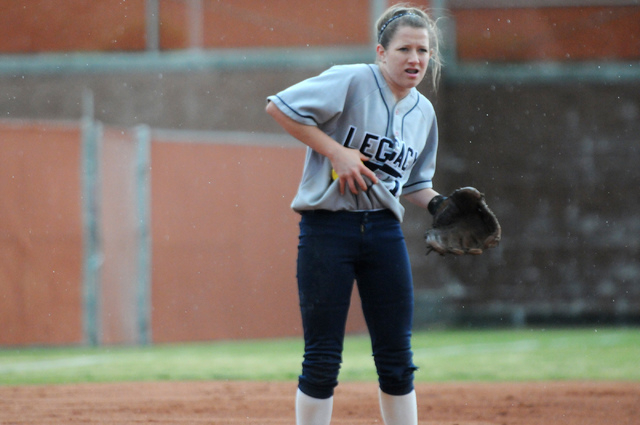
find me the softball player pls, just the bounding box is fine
[266,4,443,425]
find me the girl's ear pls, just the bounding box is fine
[376,44,386,62]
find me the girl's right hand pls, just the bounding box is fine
[265,102,378,195]
[329,146,379,195]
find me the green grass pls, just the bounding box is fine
[0,328,638,385]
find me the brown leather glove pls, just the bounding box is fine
[425,187,501,255]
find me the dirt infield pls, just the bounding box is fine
[1,381,638,424]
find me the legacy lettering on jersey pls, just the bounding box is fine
[342,125,418,180]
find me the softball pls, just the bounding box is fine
[331,168,338,180]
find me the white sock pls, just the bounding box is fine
[379,389,418,425]
[296,388,333,425]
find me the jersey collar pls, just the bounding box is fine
[370,64,418,107]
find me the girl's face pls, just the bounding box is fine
[377,26,431,100]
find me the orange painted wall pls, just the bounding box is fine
[0,0,370,53]
[1,0,637,61]
[149,139,367,343]
[159,0,371,49]
[0,120,84,346]
[454,6,640,62]
[0,0,147,53]
[0,120,368,346]
[99,127,142,345]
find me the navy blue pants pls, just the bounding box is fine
[296,209,417,399]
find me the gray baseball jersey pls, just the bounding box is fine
[267,63,438,222]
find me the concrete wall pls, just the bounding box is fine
[2,1,639,341]
[3,71,640,331]
[0,69,319,132]
[404,81,640,326]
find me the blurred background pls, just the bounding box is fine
[1,0,639,347]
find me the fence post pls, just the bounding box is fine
[145,0,160,52]
[81,90,103,346]
[135,125,152,345]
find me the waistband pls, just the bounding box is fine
[300,209,397,220]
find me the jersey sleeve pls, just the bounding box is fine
[402,113,438,194]
[266,65,356,127]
